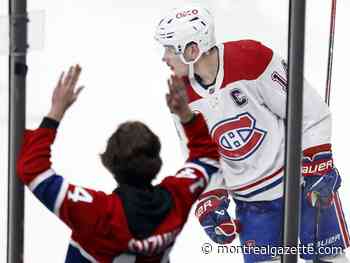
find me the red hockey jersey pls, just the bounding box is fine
[17,114,219,263]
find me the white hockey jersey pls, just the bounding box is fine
[175,40,332,201]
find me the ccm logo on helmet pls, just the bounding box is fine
[176,9,198,19]
[211,113,267,161]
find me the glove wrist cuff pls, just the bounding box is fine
[302,144,333,177]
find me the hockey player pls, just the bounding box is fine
[155,4,349,263]
[17,65,221,262]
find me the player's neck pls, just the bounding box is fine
[193,47,219,86]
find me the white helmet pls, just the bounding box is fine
[154,4,216,64]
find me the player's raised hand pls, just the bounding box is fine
[166,75,194,123]
[47,64,84,121]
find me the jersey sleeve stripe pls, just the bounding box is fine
[184,159,219,184]
[198,158,221,168]
[231,167,284,192]
[28,169,56,191]
[233,176,283,199]
[68,239,98,263]
[183,162,209,183]
[32,174,64,212]
[54,179,69,216]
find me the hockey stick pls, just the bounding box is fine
[324,0,337,106]
[313,2,338,262]
[313,199,330,263]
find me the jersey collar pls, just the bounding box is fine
[188,43,224,98]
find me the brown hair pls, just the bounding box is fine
[101,121,162,187]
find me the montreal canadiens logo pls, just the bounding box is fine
[211,113,267,161]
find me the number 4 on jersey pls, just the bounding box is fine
[68,186,93,203]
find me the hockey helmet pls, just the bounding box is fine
[154,4,216,64]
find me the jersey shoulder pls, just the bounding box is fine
[222,40,273,85]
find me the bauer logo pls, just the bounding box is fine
[176,9,198,19]
[211,113,267,161]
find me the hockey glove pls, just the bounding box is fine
[195,189,240,244]
[302,144,341,207]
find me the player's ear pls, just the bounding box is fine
[192,43,201,58]
[184,42,200,61]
